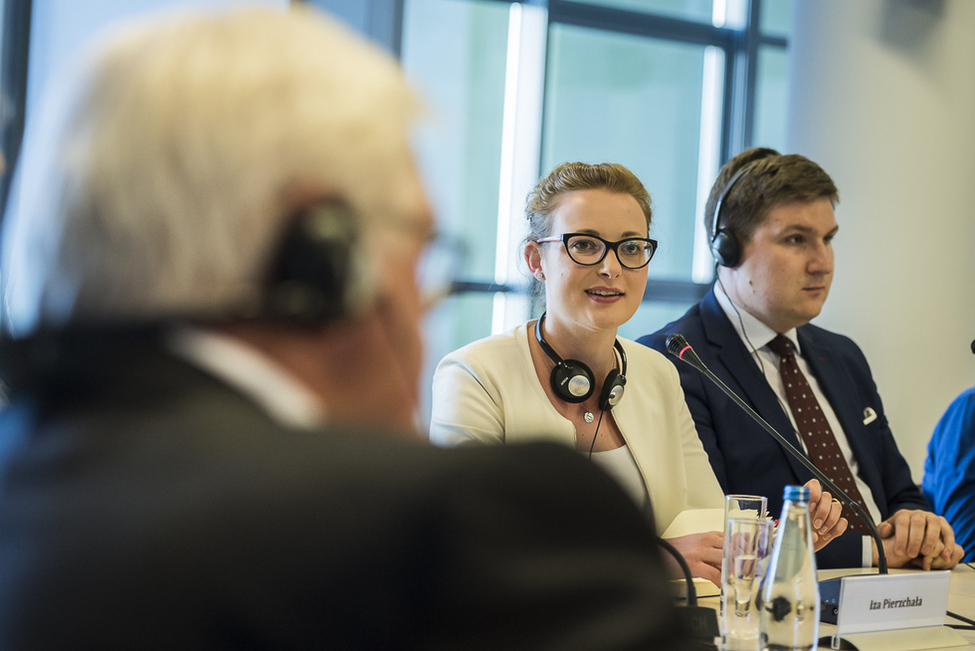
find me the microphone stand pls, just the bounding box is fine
[667,334,967,640]
[658,537,698,606]
[665,335,888,574]
[657,537,719,647]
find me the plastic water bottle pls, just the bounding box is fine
[759,485,820,651]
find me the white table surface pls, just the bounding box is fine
[695,563,975,648]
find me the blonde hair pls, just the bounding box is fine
[525,162,653,243]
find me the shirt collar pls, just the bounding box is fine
[165,325,326,430]
[713,280,801,355]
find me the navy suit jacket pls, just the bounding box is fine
[638,288,928,568]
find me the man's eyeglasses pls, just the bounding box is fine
[536,233,657,270]
[416,232,468,308]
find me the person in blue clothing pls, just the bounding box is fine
[639,147,963,570]
[924,387,975,562]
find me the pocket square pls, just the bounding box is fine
[862,407,877,425]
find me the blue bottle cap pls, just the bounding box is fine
[783,485,810,502]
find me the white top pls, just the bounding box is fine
[591,446,650,509]
[429,322,725,535]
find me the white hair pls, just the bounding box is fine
[1,4,421,336]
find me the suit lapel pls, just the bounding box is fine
[699,290,811,480]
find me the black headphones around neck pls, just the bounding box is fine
[534,313,627,411]
[710,165,751,268]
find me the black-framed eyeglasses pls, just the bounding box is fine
[536,233,657,270]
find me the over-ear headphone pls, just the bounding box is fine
[262,201,375,326]
[534,313,627,411]
[710,165,750,268]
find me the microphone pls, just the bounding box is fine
[665,334,893,624]
[664,333,888,575]
[971,339,974,355]
[667,336,968,635]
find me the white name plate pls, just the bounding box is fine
[829,571,965,651]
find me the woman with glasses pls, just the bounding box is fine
[430,162,846,586]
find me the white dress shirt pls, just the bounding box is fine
[166,326,326,430]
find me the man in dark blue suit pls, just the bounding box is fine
[639,147,963,570]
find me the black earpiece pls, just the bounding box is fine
[535,314,627,411]
[263,201,373,326]
[710,165,749,268]
[598,364,626,411]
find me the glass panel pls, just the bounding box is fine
[401,0,513,425]
[420,291,500,424]
[542,23,724,284]
[759,0,794,36]
[0,0,6,135]
[27,0,286,120]
[753,45,789,152]
[580,0,715,24]
[0,0,5,77]
[401,0,508,286]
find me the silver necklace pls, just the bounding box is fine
[584,410,595,423]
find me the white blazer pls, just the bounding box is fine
[430,322,724,535]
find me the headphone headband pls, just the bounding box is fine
[710,165,750,245]
[533,314,561,368]
[710,162,756,268]
[534,314,627,410]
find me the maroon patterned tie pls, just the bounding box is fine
[767,335,870,534]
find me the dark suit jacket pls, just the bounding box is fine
[638,288,927,568]
[0,331,691,650]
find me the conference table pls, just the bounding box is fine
[696,563,975,648]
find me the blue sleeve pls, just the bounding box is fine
[922,388,975,562]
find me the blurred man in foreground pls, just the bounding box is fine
[0,7,690,649]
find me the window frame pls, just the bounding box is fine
[404,0,790,306]
[0,0,33,219]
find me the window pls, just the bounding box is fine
[0,0,290,224]
[542,18,725,338]
[0,0,794,426]
[403,0,794,423]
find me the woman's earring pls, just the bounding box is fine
[538,272,545,281]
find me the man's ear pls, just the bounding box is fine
[525,242,544,280]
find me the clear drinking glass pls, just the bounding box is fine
[721,516,774,651]
[725,494,768,522]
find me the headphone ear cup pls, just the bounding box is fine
[711,228,741,268]
[264,203,374,326]
[550,360,594,403]
[598,368,626,411]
